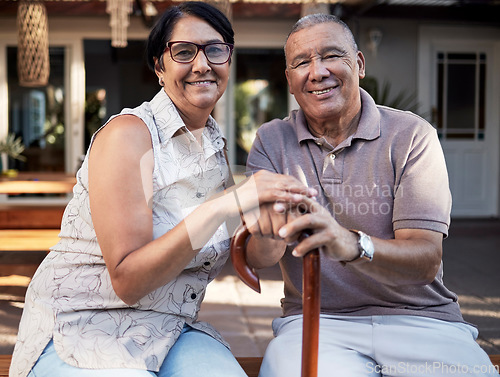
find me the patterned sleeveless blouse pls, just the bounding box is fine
[10,89,232,377]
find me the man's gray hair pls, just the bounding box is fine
[284,13,358,58]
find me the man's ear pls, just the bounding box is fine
[285,69,294,95]
[357,51,366,79]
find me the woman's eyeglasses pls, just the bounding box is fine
[165,41,234,65]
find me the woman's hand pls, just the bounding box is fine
[225,170,316,271]
[237,194,314,270]
[225,170,317,219]
[243,201,303,240]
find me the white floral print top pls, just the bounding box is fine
[10,89,232,377]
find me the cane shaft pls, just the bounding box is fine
[301,249,320,377]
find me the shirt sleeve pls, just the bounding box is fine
[247,129,280,175]
[392,127,452,237]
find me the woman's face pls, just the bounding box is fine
[157,15,230,122]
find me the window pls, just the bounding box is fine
[435,52,486,140]
[83,40,158,150]
[235,49,289,165]
[7,46,66,171]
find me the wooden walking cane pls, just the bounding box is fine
[231,225,321,377]
[301,240,320,377]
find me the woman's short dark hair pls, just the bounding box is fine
[146,1,234,72]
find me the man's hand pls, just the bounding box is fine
[276,196,359,262]
[275,196,444,286]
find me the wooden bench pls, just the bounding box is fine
[0,207,64,276]
[0,172,76,196]
[0,172,73,273]
[0,205,66,229]
[237,357,262,377]
[0,228,61,278]
[0,355,498,376]
[0,229,61,266]
[0,173,71,231]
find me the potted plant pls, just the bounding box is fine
[0,133,26,174]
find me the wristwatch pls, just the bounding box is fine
[347,229,374,263]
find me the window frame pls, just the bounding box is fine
[0,36,85,204]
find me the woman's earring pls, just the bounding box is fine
[158,76,164,86]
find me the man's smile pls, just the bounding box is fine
[309,86,337,95]
[187,80,215,86]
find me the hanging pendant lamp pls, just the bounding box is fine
[17,0,50,87]
[106,0,134,48]
[209,0,233,21]
[301,0,330,16]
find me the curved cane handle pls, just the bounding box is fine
[230,223,261,293]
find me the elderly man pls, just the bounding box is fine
[245,13,497,377]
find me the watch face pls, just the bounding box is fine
[349,229,374,263]
[360,234,374,258]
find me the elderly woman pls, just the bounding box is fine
[10,3,313,377]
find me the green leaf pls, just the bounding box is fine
[0,133,27,161]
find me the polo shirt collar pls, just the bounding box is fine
[149,89,225,150]
[296,109,315,144]
[296,88,381,146]
[354,88,381,142]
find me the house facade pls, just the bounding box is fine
[0,0,499,217]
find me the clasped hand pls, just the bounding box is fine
[242,185,359,263]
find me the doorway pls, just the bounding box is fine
[418,27,500,217]
[234,48,289,166]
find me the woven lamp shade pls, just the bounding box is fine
[17,0,50,87]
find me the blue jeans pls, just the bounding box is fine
[28,325,246,377]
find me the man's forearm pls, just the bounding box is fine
[346,229,443,286]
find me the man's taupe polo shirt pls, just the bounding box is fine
[247,89,463,324]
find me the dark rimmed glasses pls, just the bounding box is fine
[165,41,234,65]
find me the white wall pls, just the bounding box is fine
[352,18,420,109]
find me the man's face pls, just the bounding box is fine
[285,22,365,124]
